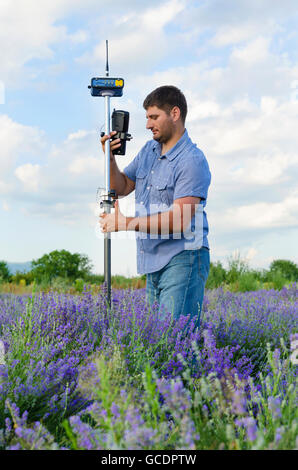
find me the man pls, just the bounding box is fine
[100,85,211,329]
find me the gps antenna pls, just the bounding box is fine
[105,40,109,77]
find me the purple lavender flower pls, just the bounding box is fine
[275,426,284,444]
[235,417,258,442]
[0,284,296,449]
[268,396,282,420]
[231,390,247,415]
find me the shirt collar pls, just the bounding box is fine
[153,129,190,161]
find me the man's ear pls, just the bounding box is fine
[171,106,181,122]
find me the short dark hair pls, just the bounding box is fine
[143,85,187,124]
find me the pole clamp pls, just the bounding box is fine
[96,188,117,210]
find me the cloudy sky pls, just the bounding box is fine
[0,0,298,276]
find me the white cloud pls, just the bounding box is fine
[0,115,43,173]
[2,201,10,212]
[230,152,296,186]
[1,0,298,272]
[0,116,105,222]
[0,181,12,195]
[230,37,271,66]
[211,23,271,47]
[68,29,89,44]
[15,163,41,192]
[0,0,102,83]
[77,0,186,71]
[245,247,258,262]
[180,0,298,46]
[188,99,221,120]
[68,156,101,175]
[128,28,298,242]
[34,129,105,218]
[210,188,298,232]
[66,129,94,141]
[0,81,4,104]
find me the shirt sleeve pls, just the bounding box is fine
[173,152,211,201]
[123,141,148,182]
[123,155,139,182]
[123,141,154,181]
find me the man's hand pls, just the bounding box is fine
[99,199,128,233]
[101,131,121,161]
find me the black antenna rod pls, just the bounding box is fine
[105,40,109,77]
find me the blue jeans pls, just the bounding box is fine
[146,247,210,329]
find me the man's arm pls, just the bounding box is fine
[127,196,200,234]
[110,158,136,197]
[100,196,201,234]
[101,131,135,197]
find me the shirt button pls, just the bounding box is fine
[151,170,154,174]
[140,201,144,204]
[147,186,150,190]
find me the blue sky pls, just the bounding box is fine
[1,0,298,276]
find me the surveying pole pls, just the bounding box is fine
[88,40,131,307]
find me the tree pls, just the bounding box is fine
[31,250,93,282]
[0,261,11,281]
[269,259,298,282]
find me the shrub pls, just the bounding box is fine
[226,253,249,284]
[74,278,85,293]
[269,260,298,282]
[238,272,260,292]
[206,262,226,289]
[268,271,288,291]
[0,262,10,282]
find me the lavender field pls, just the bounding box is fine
[0,285,297,450]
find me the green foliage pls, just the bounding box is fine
[2,289,48,417]
[1,290,297,450]
[2,251,297,294]
[11,271,34,285]
[226,253,249,284]
[49,276,71,293]
[205,261,226,289]
[0,261,11,281]
[74,278,85,293]
[267,270,288,291]
[84,273,105,284]
[111,275,139,289]
[237,272,260,292]
[31,250,93,283]
[64,341,297,450]
[269,259,298,282]
[205,255,297,292]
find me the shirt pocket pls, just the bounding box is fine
[151,177,170,207]
[135,167,147,201]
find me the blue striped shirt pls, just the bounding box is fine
[123,129,211,274]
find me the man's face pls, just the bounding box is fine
[145,105,175,144]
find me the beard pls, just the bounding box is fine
[153,122,175,144]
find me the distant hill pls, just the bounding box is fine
[7,262,32,275]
